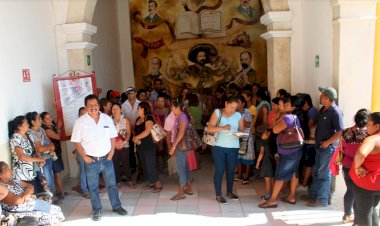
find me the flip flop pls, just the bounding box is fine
[170,194,186,201]
[128,181,136,189]
[258,201,278,208]
[152,186,163,193]
[185,190,194,195]
[144,184,154,190]
[281,197,297,205]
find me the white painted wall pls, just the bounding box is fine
[289,0,333,109]
[92,0,123,98]
[0,1,59,164]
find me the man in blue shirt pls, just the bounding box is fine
[307,87,344,207]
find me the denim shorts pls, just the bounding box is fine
[275,149,302,180]
[52,152,64,173]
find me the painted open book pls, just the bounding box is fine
[175,10,225,39]
[228,132,250,137]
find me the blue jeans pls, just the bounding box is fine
[77,153,89,194]
[84,158,121,213]
[176,149,192,186]
[211,146,238,196]
[41,157,55,194]
[309,145,334,205]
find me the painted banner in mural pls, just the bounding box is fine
[130,0,267,97]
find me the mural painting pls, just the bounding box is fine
[130,0,267,97]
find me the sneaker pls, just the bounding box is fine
[92,212,102,221]
[113,207,128,215]
[234,176,243,181]
[226,193,239,200]
[242,179,249,185]
[216,196,227,205]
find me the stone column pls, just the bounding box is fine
[260,10,292,95]
[331,0,377,126]
[55,22,97,178]
[62,23,97,72]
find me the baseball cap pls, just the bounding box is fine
[110,91,120,98]
[126,87,136,94]
[319,87,337,100]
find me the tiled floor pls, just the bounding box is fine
[60,153,352,226]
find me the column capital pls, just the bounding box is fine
[62,23,97,35]
[260,11,292,26]
[331,0,377,22]
[261,30,292,40]
[65,42,97,50]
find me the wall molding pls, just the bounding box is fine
[331,0,377,8]
[261,30,292,40]
[260,11,292,26]
[65,42,97,50]
[62,23,97,35]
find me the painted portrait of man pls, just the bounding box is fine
[236,0,258,20]
[144,0,161,23]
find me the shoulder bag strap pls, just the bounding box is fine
[25,132,37,156]
[293,114,298,129]
[216,109,222,126]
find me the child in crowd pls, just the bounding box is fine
[255,130,275,201]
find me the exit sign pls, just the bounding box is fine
[22,69,31,82]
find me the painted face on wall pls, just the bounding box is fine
[240,0,251,7]
[151,57,161,71]
[240,52,251,69]
[196,51,206,65]
[148,2,157,15]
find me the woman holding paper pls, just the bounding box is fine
[207,96,244,205]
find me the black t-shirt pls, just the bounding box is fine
[134,115,155,150]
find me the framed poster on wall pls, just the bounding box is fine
[53,71,97,140]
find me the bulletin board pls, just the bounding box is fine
[52,71,97,140]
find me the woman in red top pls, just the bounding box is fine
[349,112,380,226]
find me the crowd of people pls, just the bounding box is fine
[2,79,380,226]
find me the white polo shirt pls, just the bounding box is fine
[121,99,141,126]
[71,112,117,157]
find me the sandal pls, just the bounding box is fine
[258,201,278,208]
[170,194,186,201]
[281,197,296,205]
[152,186,163,193]
[144,184,154,190]
[185,190,193,195]
[128,181,136,189]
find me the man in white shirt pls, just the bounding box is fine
[121,87,141,127]
[121,87,141,173]
[71,94,127,221]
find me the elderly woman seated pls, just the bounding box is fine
[0,161,64,226]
